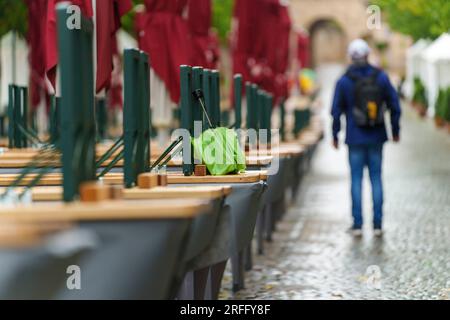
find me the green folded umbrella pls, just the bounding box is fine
[192,127,246,176]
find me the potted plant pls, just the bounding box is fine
[445,88,450,134]
[411,77,428,117]
[434,89,446,127]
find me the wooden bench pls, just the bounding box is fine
[0,185,231,202]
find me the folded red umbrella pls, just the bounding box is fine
[187,0,219,69]
[25,0,48,110]
[136,0,190,104]
[96,0,132,94]
[233,0,292,103]
[233,0,277,92]
[297,31,310,69]
[273,4,291,102]
[27,0,130,109]
[107,35,124,110]
[232,0,256,84]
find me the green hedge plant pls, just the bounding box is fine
[412,77,428,117]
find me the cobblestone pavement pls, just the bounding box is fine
[220,77,450,300]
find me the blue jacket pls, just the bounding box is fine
[331,64,401,145]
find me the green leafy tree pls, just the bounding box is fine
[0,0,28,38]
[212,0,234,45]
[120,0,144,37]
[373,0,450,40]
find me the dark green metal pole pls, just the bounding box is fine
[57,4,96,202]
[180,65,194,176]
[250,84,259,131]
[96,97,107,141]
[141,51,151,174]
[13,85,22,148]
[49,96,60,146]
[21,86,28,148]
[265,93,273,146]
[257,89,265,145]
[123,49,138,188]
[0,115,4,137]
[257,89,265,132]
[234,74,242,129]
[136,51,151,175]
[123,49,151,188]
[280,98,286,142]
[8,85,15,148]
[192,67,204,135]
[211,70,221,127]
[202,69,212,130]
[245,82,254,130]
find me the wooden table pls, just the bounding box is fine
[0,171,266,187]
[166,171,267,184]
[0,198,212,222]
[0,185,232,202]
[0,221,71,248]
[0,197,213,300]
[0,149,272,169]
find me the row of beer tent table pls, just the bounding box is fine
[0,4,323,299]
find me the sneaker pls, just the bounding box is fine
[373,229,383,237]
[348,227,363,237]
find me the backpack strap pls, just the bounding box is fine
[369,68,381,82]
[345,69,360,82]
[345,67,381,83]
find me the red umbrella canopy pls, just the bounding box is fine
[232,0,294,105]
[187,0,219,69]
[187,0,210,36]
[297,31,310,69]
[136,0,190,104]
[233,0,290,98]
[273,3,292,102]
[177,0,188,14]
[231,0,259,84]
[27,0,130,96]
[25,0,94,106]
[107,35,124,110]
[96,0,132,93]
[25,0,48,110]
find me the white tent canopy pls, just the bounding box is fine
[0,31,30,114]
[422,33,450,62]
[404,39,431,99]
[421,33,450,114]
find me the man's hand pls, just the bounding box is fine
[333,139,339,149]
[393,135,400,143]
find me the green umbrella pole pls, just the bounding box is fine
[1,147,59,194]
[97,149,124,179]
[19,165,55,198]
[96,136,124,168]
[158,144,183,170]
[150,136,183,172]
[17,123,42,145]
[193,89,214,129]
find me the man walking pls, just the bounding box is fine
[331,39,402,237]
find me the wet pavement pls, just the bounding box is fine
[220,65,450,300]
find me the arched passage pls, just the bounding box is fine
[309,19,347,68]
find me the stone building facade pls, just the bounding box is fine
[289,0,411,74]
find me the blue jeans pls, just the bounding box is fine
[348,144,384,229]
